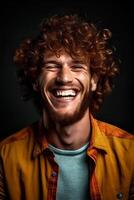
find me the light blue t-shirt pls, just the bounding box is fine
[49,143,90,200]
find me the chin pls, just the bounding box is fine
[53,114,79,126]
[46,107,87,126]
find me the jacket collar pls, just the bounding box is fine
[89,115,109,152]
[33,118,49,158]
[33,115,109,158]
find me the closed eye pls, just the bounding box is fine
[71,65,87,71]
[45,64,61,71]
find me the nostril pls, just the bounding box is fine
[56,76,63,83]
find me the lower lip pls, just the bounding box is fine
[52,95,76,102]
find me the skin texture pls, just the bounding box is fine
[35,51,97,150]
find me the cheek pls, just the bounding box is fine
[39,73,50,89]
[38,75,47,98]
[78,74,91,91]
[39,73,56,98]
[39,76,45,91]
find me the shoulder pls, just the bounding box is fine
[95,119,134,159]
[0,122,39,158]
[96,119,134,139]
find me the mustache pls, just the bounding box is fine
[38,77,83,91]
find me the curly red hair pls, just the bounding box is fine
[14,14,119,113]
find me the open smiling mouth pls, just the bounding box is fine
[50,88,80,101]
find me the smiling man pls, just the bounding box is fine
[0,14,134,200]
[41,51,92,126]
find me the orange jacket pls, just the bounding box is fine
[0,116,134,200]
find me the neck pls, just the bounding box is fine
[43,109,91,150]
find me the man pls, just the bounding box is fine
[0,14,134,200]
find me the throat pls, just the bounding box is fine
[45,110,91,150]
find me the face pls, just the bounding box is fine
[37,51,97,125]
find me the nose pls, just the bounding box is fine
[56,65,73,84]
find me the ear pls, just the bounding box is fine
[32,81,39,91]
[91,74,98,91]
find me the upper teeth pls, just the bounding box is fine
[55,90,76,97]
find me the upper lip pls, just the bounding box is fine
[50,87,80,92]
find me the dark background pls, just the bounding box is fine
[1,1,134,140]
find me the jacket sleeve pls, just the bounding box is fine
[128,177,134,200]
[128,155,134,200]
[0,157,8,200]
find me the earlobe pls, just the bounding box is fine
[91,74,98,91]
[33,81,39,91]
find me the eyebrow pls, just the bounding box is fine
[44,61,61,65]
[71,60,87,65]
[44,60,87,65]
